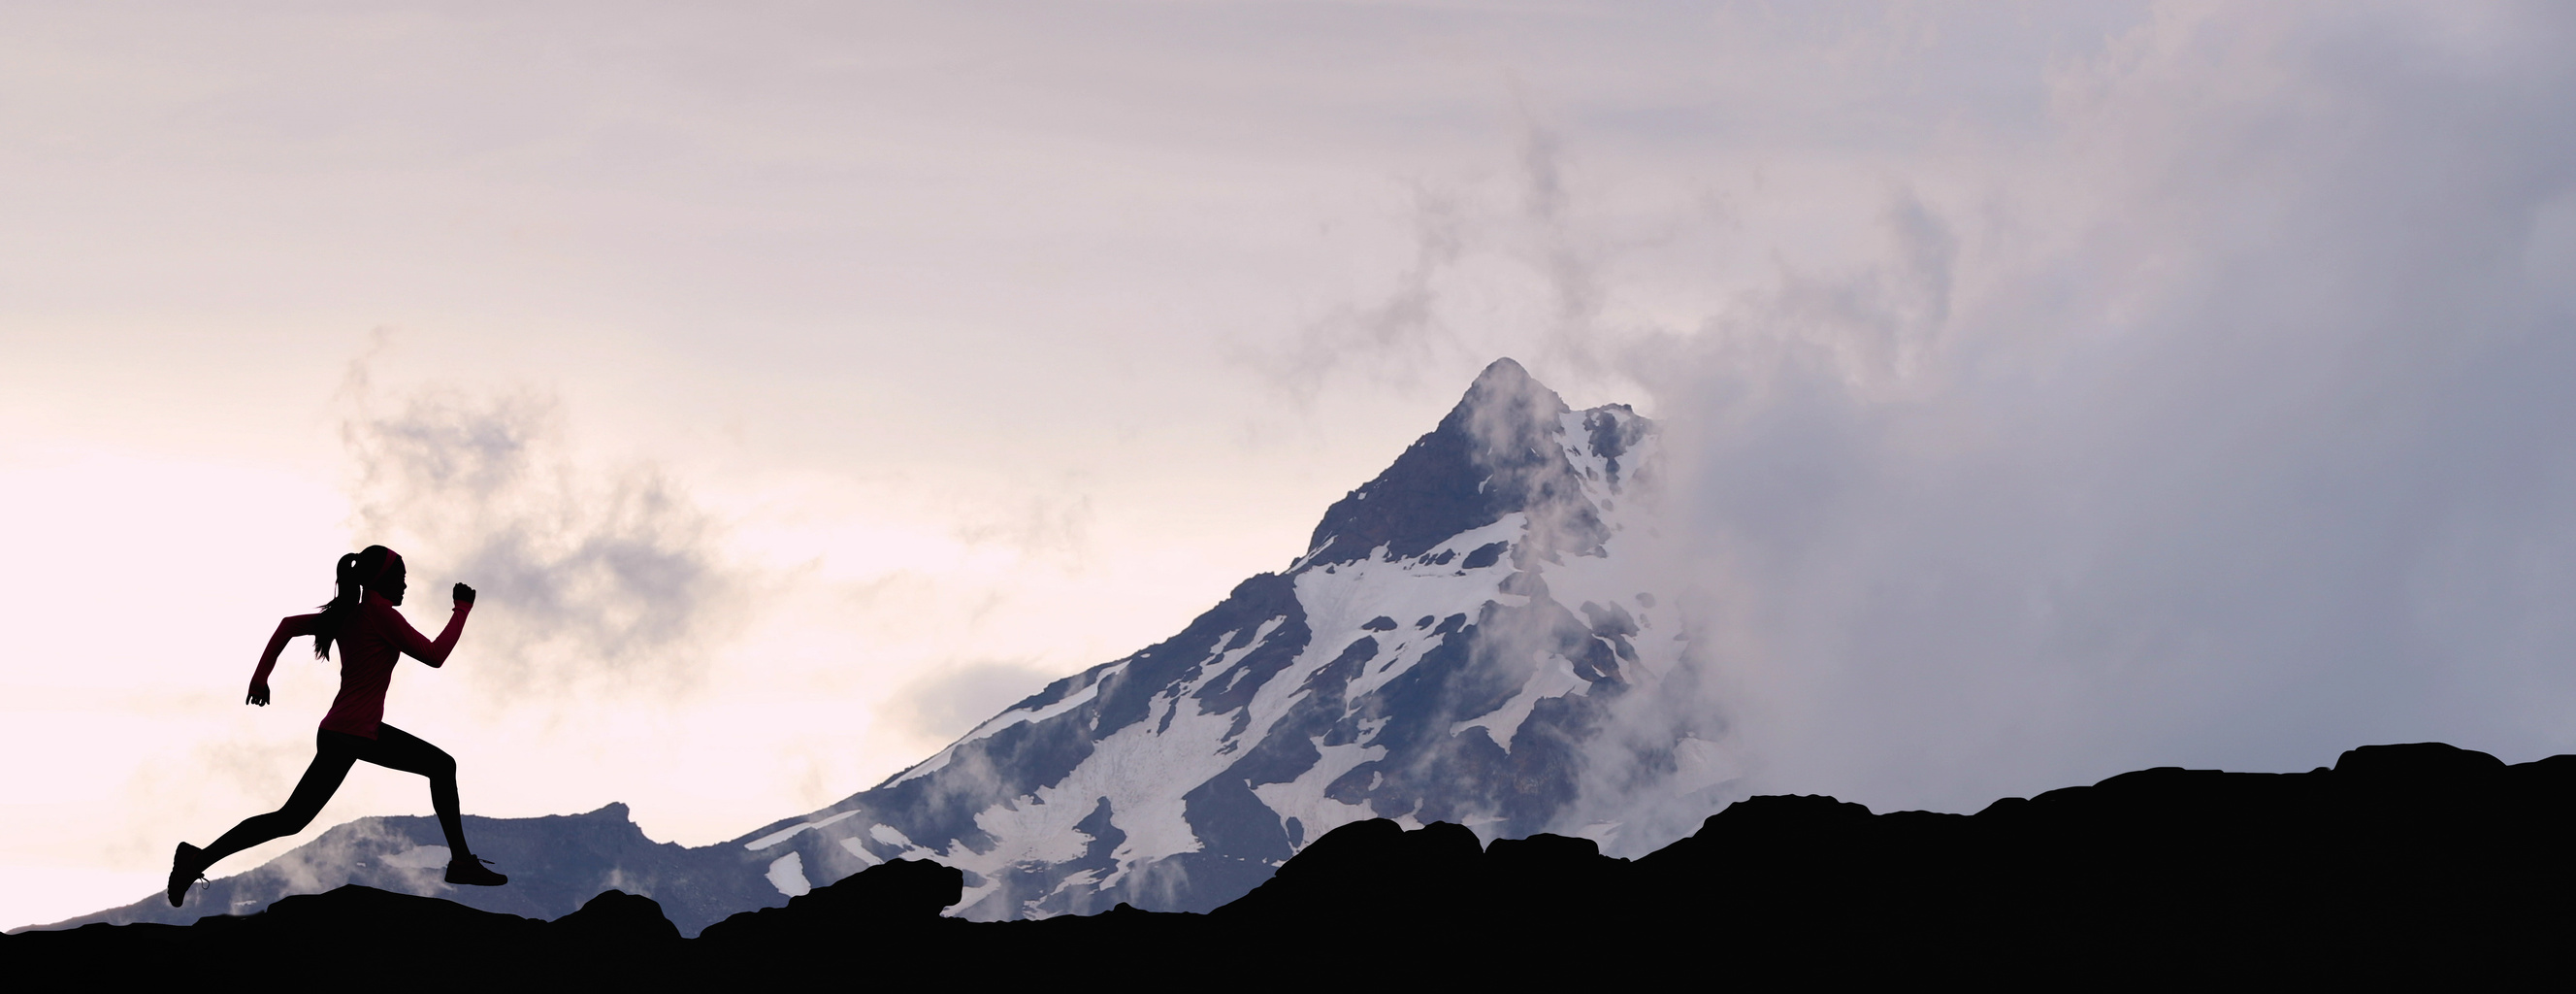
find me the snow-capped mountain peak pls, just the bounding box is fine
[737,358,1685,918]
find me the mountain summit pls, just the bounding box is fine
[1304,358,1620,567]
[733,358,1692,917]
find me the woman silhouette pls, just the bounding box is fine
[167,545,506,906]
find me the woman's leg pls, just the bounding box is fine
[360,723,469,856]
[198,731,365,865]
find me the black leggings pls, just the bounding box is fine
[202,723,470,864]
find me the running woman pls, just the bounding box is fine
[167,545,506,906]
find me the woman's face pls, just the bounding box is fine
[377,562,408,606]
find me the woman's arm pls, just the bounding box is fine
[248,613,323,706]
[377,588,474,668]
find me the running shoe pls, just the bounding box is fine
[444,854,508,886]
[166,843,206,908]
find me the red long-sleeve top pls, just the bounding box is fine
[253,593,472,739]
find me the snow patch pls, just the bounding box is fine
[766,852,811,897]
[1451,652,1588,746]
[973,796,1096,865]
[1251,741,1386,850]
[745,810,859,850]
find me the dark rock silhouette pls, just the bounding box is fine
[1212,817,1484,924]
[697,858,962,948]
[1618,742,2576,983]
[549,889,683,957]
[15,743,2572,984]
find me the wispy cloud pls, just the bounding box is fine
[889,659,1063,747]
[1256,183,1472,403]
[336,340,755,699]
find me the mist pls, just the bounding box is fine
[1255,3,2576,840]
[337,347,756,700]
[1551,2,2576,823]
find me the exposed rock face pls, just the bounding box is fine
[20,744,2576,985]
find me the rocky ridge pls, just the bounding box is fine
[17,744,2569,984]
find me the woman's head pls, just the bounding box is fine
[336,546,406,604]
[314,545,405,659]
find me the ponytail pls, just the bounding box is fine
[313,546,399,660]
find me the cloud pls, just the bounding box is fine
[1595,2,2576,817]
[1248,97,1623,405]
[888,659,1062,748]
[335,343,754,699]
[1254,3,2576,837]
[1255,183,1473,403]
[948,489,1096,574]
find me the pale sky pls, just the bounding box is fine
[9,1,2576,930]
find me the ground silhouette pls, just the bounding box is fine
[11,743,2567,984]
